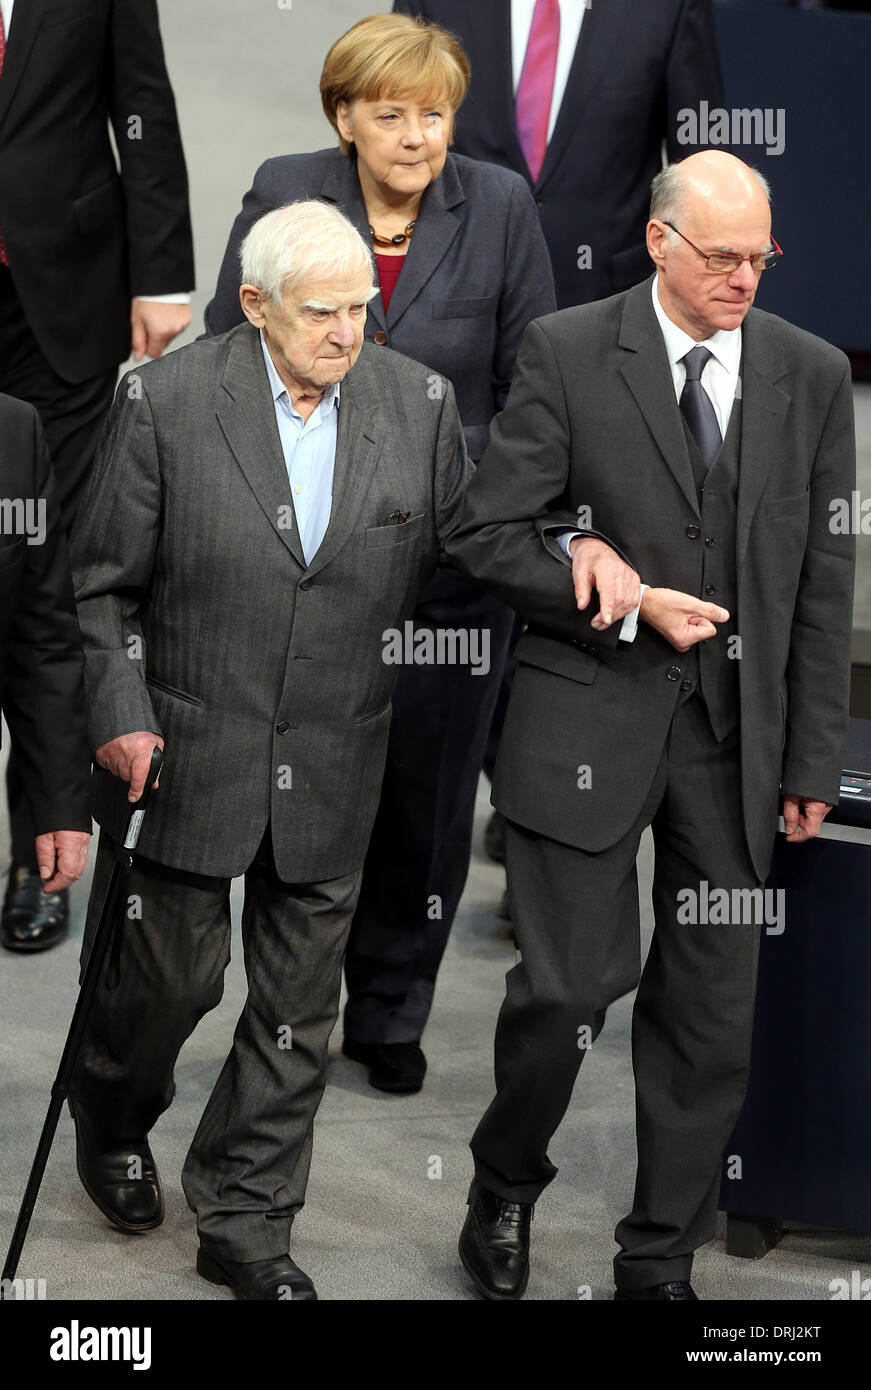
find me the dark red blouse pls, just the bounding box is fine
[374,251,405,313]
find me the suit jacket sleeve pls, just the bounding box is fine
[781,358,856,805]
[203,160,279,336]
[2,413,92,836]
[69,378,164,752]
[665,0,725,161]
[109,0,195,296]
[494,178,557,410]
[443,319,632,663]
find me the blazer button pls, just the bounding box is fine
[685,524,701,540]
[705,535,716,547]
[681,679,693,692]
[276,720,290,735]
[299,578,313,591]
[666,666,681,681]
[373,330,388,346]
[705,584,716,596]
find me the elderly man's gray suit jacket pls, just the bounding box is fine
[446,277,856,881]
[70,324,468,881]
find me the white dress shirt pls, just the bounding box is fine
[511,0,587,144]
[0,0,189,305]
[650,276,743,437]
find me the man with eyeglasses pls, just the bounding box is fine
[447,150,856,1300]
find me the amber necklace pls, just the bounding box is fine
[370,221,417,248]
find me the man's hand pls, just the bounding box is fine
[96,731,165,802]
[35,829,91,893]
[130,300,191,362]
[640,587,730,652]
[782,794,832,843]
[568,536,641,630]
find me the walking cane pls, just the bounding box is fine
[1,745,164,1290]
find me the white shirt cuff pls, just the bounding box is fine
[133,293,192,304]
[619,585,647,643]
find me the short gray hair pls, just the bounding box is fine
[650,161,771,228]
[240,200,375,303]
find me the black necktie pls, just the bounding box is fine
[680,346,722,470]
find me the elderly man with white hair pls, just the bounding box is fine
[66,200,469,1300]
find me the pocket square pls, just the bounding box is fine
[383,509,411,525]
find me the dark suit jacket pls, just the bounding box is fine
[0,394,91,835]
[395,0,723,308]
[0,0,194,382]
[69,326,470,882]
[446,278,856,880]
[204,148,556,464]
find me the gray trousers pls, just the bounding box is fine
[472,693,763,1290]
[72,824,362,1262]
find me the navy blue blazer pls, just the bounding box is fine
[394,0,724,310]
[204,148,556,462]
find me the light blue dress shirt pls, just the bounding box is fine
[260,330,340,565]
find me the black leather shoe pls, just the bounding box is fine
[196,1247,317,1301]
[459,1178,532,1300]
[69,1097,164,1233]
[615,1281,698,1300]
[1,866,68,952]
[484,811,506,864]
[342,1038,427,1093]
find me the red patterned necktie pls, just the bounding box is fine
[0,8,7,265]
[515,0,561,184]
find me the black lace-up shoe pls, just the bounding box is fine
[615,1281,698,1300]
[2,865,68,952]
[459,1178,532,1299]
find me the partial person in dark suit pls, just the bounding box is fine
[394,0,724,309]
[68,201,472,1300]
[446,152,856,1299]
[395,1,725,868]
[0,0,194,951]
[0,395,91,931]
[205,12,555,1094]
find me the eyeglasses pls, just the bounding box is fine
[664,221,783,274]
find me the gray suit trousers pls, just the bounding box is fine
[471,693,763,1289]
[72,825,362,1262]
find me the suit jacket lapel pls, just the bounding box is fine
[318,155,386,334]
[471,0,528,180]
[384,156,464,331]
[304,348,381,580]
[215,324,307,569]
[736,312,790,565]
[0,0,45,133]
[618,279,701,519]
[536,0,633,194]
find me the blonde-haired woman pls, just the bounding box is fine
[206,12,555,1093]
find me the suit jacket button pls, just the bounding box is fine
[705,535,716,547]
[276,720,290,735]
[373,330,388,346]
[705,584,716,596]
[667,666,681,681]
[685,524,701,540]
[299,578,313,591]
[681,680,693,692]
